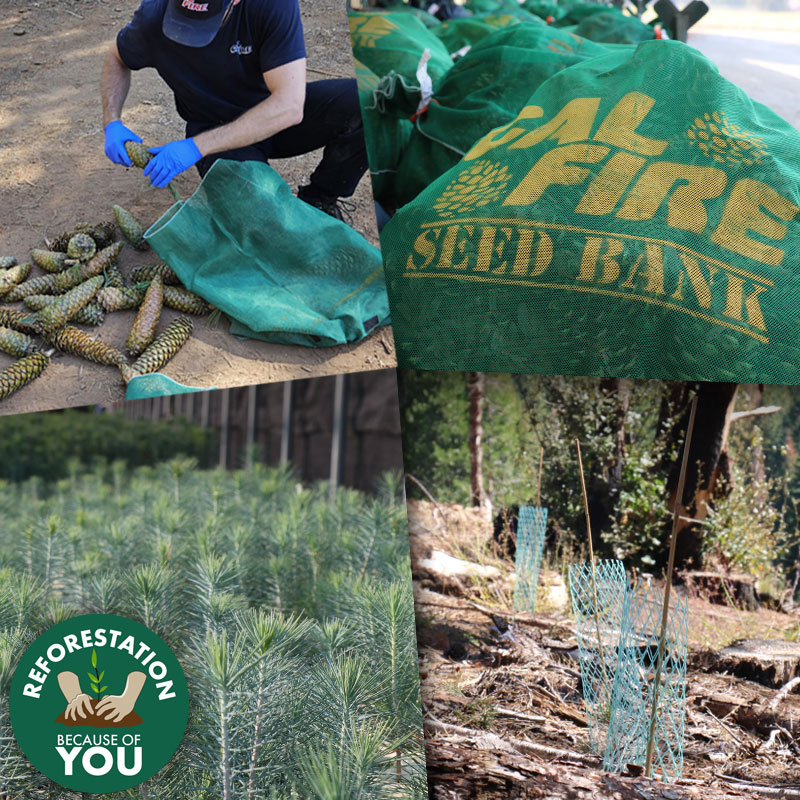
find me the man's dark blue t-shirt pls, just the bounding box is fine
[117,0,306,125]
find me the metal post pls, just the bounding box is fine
[219,389,230,469]
[200,389,210,428]
[280,381,294,466]
[246,384,257,469]
[329,374,348,501]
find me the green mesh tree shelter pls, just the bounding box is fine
[380,39,800,383]
[603,583,689,782]
[513,505,548,613]
[568,559,627,754]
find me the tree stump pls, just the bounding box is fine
[692,639,800,688]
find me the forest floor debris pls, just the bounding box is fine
[409,500,800,799]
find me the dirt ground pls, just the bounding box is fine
[0,0,394,416]
[409,500,800,800]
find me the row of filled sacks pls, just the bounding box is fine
[350,3,656,85]
[353,13,643,210]
[377,37,800,382]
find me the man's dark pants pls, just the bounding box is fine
[187,78,367,199]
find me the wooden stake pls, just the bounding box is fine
[575,440,605,669]
[536,446,544,508]
[644,394,698,778]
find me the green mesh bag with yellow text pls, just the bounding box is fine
[391,24,608,208]
[349,11,454,86]
[380,40,800,383]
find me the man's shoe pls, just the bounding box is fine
[297,185,355,223]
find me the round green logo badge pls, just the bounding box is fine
[9,614,189,794]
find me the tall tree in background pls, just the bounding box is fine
[468,372,485,508]
[660,383,739,568]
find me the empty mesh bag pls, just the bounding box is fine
[380,40,800,383]
[145,159,389,347]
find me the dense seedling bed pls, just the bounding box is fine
[0,463,425,799]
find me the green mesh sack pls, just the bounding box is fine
[125,374,215,401]
[465,0,513,14]
[433,16,519,53]
[380,39,800,383]
[399,5,442,28]
[348,11,454,85]
[357,60,415,206]
[391,25,605,207]
[145,159,389,347]
[522,0,564,21]
[555,2,614,26]
[574,9,655,43]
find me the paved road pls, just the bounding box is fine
[689,11,799,127]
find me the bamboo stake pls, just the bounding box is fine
[575,440,606,671]
[536,446,544,508]
[644,394,698,778]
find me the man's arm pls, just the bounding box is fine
[143,58,307,188]
[101,40,142,165]
[193,58,307,157]
[101,41,132,127]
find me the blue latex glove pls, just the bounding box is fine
[104,121,142,166]
[143,139,203,188]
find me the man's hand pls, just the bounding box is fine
[65,693,94,721]
[105,121,142,167]
[143,139,202,188]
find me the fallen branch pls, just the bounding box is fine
[494,705,547,724]
[718,775,800,799]
[730,405,782,422]
[424,716,600,766]
[768,676,800,710]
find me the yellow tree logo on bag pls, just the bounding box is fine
[686,111,768,167]
[349,15,398,48]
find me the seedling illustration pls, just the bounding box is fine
[57,650,146,726]
[89,649,108,700]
